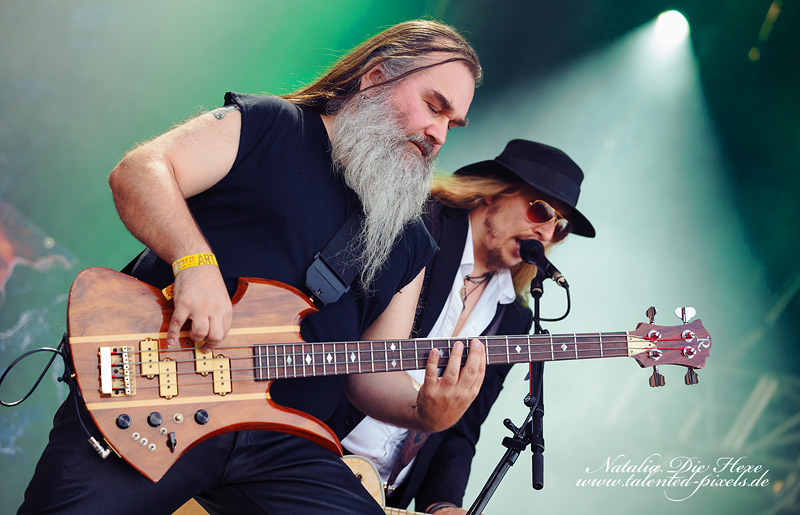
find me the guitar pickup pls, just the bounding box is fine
[158,359,178,399]
[195,348,214,376]
[212,357,232,395]
[140,337,159,378]
[98,346,137,396]
[195,349,230,395]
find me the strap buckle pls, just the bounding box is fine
[305,252,351,305]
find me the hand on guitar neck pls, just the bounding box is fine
[346,339,486,434]
[416,339,486,433]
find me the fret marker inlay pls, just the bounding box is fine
[350,352,356,362]
[515,345,521,354]
[326,353,332,364]
[561,343,567,352]
[286,356,292,365]
[305,354,312,365]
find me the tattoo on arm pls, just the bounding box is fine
[211,105,239,120]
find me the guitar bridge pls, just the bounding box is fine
[98,346,137,396]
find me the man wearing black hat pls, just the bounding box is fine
[328,139,594,514]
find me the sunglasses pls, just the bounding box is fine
[527,200,571,242]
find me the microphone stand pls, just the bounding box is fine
[467,271,548,515]
[530,287,546,491]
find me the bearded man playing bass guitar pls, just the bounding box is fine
[20,20,486,515]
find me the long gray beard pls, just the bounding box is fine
[330,89,437,289]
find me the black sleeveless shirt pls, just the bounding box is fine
[127,93,437,421]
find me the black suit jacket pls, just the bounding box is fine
[326,202,533,512]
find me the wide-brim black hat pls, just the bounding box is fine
[455,139,595,238]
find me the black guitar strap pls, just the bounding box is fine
[121,211,363,307]
[305,209,362,305]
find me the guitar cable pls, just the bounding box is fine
[0,334,67,408]
[0,333,111,458]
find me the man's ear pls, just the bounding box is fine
[359,64,385,90]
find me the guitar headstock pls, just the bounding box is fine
[627,308,711,387]
[629,319,711,368]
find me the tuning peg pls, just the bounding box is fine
[649,366,666,387]
[645,306,657,324]
[684,368,699,385]
[675,307,697,324]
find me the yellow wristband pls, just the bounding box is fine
[171,252,218,276]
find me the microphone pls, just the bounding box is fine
[519,240,569,289]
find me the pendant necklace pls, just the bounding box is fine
[459,272,493,311]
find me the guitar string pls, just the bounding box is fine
[102,332,686,357]
[104,337,692,374]
[104,340,648,388]
[105,336,657,369]
[98,336,699,393]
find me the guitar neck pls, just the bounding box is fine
[253,331,632,381]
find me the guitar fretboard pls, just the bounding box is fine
[252,332,631,381]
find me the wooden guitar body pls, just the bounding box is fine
[68,267,342,483]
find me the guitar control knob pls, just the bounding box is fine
[148,412,163,427]
[194,409,210,425]
[167,432,178,453]
[116,414,132,429]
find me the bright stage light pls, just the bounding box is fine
[654,10,690,48]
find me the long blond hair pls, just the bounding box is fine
[431,173,542,298]
[282,20,482,113]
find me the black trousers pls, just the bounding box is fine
[19,391,383,514]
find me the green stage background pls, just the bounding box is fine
[1,1,797,513]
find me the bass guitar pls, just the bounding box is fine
[67,268,712,482]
